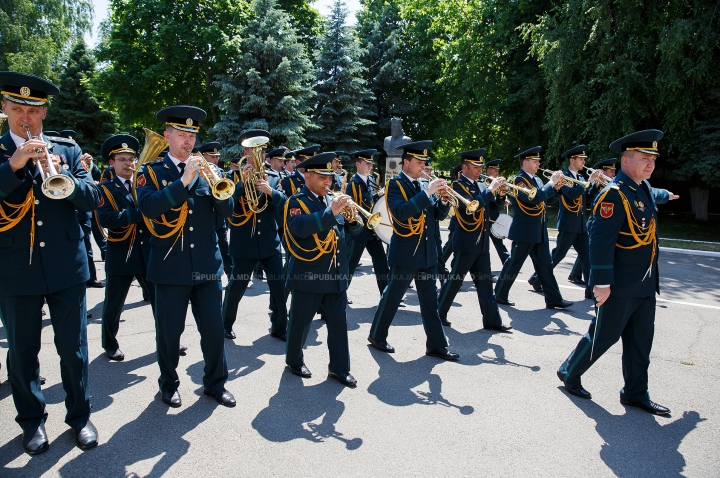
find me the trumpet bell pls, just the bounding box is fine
[466,200,480,214]
[365,212,382,230]
[211,178,236,201]
[42,174,75,199]
[241,136,269,148]
[527,189,537,200]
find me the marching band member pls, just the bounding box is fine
[494,146,573,309]
[484,158,511,264]
[137,105,235,408]
[283,152,361,386]
[558,130,670,416]
[437,149,512,331]
[367,140,459,360]
[280,145,317,196]
[0,71,100,453]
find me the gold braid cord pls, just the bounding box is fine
[142,165,187,250]
[561,194,582,213]
[97,185,137,252]
[385,179,424,249]
[283,199,337,262]
[512,176,544,217]
[0,189,36,252]
[227,196,256,228]
[594,188,657,272]
[454,182,484,232]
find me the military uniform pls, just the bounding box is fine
[484,159,511,264]
[494,147,569,308]
[136,105,233,405]
[437,150,509,330]
[96,135,155,359]
[0,71,101,451]
[222,134,288,340]
[559,130,668,415]
[345,149,389,295]
[284,152,361,384]
[437,163,463,283]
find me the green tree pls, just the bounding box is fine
[308,0,375,152]
[95,0,247,130]
[212,0,315,158]
[0,0,92,80]
[277,0,324,52]
[44,41,118,158]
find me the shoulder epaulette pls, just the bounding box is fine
[47,136,77,146]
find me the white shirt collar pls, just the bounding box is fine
[400,171,417,183]
[167,153,184,171]
[460,173,475,183]
[357,172,368,182]
[10,129,34,148]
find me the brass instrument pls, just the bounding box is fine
[132,127,169,202]
[421,171,479,213]
[583,166,612,186]
[326,187,382,229]
[239,135,270,213]
[23,124,75,199]
[0,113,6,133]
[481,174,537,200]
[188,151,235,200]
[339,168,349,193]
[539,168,591,189]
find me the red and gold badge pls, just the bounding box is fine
[600,202,614,218]
[137,174,146,187]
[98,197,104,207]
[289,208,301,217]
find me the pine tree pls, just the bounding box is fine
[308,0,375,152]
[44,40,119,158]
[212,0,315,158]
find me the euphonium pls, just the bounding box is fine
[131,127,169,202]
[188,151,235,200]
[421,170,479,213]
[23,124,75,199]
[239,135,270,213]
[326,187,382,229]
[539,168,591,189]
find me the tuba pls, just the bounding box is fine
[23,124,75,199]
[187,152,235,200]
[132,127,169,202]
[239,135,270,213]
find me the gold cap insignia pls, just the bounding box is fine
[20,86,30,97]
[186,118,193,126]
[326,163,332,169]
[213,149,218,153]
[652,141,657,149]
[423,150,428,155]
[122,143,128,148]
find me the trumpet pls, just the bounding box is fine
[583,166,613,186]
[187,150,235,200]
[0,113,7,133]
[325,187,382,229]
[420,171,479,213]
[539,168,591,189]
[481,174,537,200]
[239,135,270,213]
[23,124,75,199]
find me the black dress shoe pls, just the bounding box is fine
[584,290,593,300]
[621,399,670,415]
[288,364,312,378]
[204,389,236,407]
[440,317,451,326]
[347,298,353,305]
[484,324,513,332]
[40,376,46,385]
[270,331,287,342]
[568,275,586,285]
[557,371,591,399]
[426,347,459,361]
[367,336,394,353]
[105,349,125,361]
[72,421,98,450]
[224,330,236,340]
[87,312,92,319]
[41,309,46,316]
[86,280,106,288]
[546,300,574,309]
[328,371,357,387]
[179,344,188,355]
[528,278,543,293]
[398,299,406,308]
[22,425,49,455]
[161,389,181,408]
[496,298,515,306]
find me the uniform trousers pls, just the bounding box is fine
[490,234,510,265]
[558,295,656,402]
[438,252,501,327]
[101,273,156,350]
[285,290,350,375]
[529,231,590,294]
[216,226,232,277]
[222,253,286,334]
[494,241,563,304]
[80,221,98,282]
[0,282,90,430]
[370,265,448,348]
[347,237,389,294]
[154,280,228,393]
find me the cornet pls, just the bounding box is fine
[539,168,591,189]
[583,166,613,187]
[325,187,382,229]
[23,124,75,199]
[420,171,479,213]
[187,150,235,200]
[481,174,537,200]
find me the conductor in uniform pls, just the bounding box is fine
[0,71,100,453]
[96,134,154,361]
[222,131,288,342]
[136,105,235,408]
[437,149,512,331]
[558,130,670,416]
[367,140,459,360]
[493,147,573,309]
[283,152,361,386]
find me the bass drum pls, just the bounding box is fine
[490,213,513,240]
[372,195,393,244]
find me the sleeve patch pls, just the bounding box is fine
[289,207,301,217]
[137,174,146,187]
[599,202,614,218]
[98,196,104,207]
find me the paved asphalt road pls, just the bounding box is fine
[1,233,718,477]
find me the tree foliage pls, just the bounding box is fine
[212,0,315,157]
[308,0,375,152]
[44,41,118,157]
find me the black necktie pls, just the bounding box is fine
[412,180,421,193]
[125,179,132,191]
[178,162,185,175]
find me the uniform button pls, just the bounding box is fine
[190,244,195,248]
[33,180,37,184]
[37,221,43,226]
[257,231,261,235]
[258,219,261,223]
[139,229,143,233]
[188,210,193,214]
[39,242,45,247]
[425,237,428,240]
[141,241,144,244]
[189,227,194,231]
[34,199,40,205]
